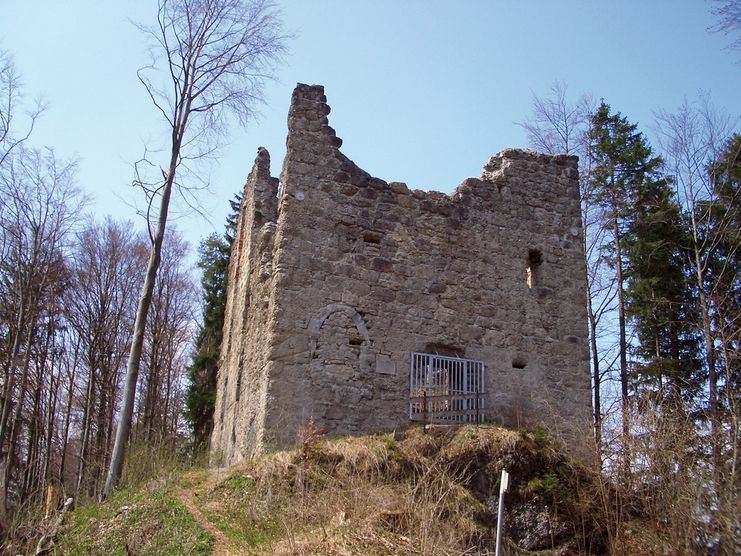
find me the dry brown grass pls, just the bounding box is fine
[195,425,611,555]
[54,422,725,555]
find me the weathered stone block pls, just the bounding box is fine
[375,354,396,375]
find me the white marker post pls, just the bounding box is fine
[495,469,509,556]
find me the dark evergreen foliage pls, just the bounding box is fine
[625,170,702,401]
[185,194,241,450]
[589,101,702,406]
[588,101,652,433]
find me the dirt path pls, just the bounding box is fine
[176,488,246,556]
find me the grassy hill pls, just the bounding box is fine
[48,425,670,555]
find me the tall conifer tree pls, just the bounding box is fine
[589,102,664,447]
[185,195,240,450]
[625,170,701,402]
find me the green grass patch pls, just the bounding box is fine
[198,499,283,549]
[524,472,572,504]
[215,472,256,495]
[57,490,213,555]
[198,482,283,549]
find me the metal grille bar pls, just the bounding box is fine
[409,352,485,424]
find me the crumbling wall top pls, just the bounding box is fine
[281,83,579,212]
[286,83,343,148]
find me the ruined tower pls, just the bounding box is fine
[210,84,592,467]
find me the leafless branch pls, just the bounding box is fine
[708,0,741,56]
[0,50,47,170]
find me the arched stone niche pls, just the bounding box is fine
[309,303,369,340]
[306,303,375,434]
[308,303,371,370]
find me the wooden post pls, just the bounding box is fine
[475,387,480,427]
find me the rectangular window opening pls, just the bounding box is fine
[363,231,383,244]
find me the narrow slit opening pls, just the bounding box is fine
[526,249,543,289]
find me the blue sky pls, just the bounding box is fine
[3,1,739,252]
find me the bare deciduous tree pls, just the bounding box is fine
[64,219,145,498]
[0,147,84,529]
[654,105,740,552]
[654,96,737,447]
[103,0,288,498]
[517,81,593,156]
[0,50,45,170]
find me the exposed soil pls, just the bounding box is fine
[176,487,246,556]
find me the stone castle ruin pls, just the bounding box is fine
[210,84,591,467]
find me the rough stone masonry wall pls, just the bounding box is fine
[210,147,279,463]
[211,84,592,467]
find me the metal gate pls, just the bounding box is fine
[409,352,485,424]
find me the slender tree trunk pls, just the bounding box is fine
[0,306,33,458]
[717,336,739,553]
[22,375,43,502]
[587,290,602,452]
[0,305,28,453]
[654,332,663,395]
[103,351,119,471]
[42,364,59,495]
[583,211,603,453]
[687,218,726,528]
[92,367,110,493]
[102,137,180,499]
[683,189,726,501]
[162,359,174,441]
[696,270,721,474]
[5,320,38,498]
[142,342,159,443]
[58,336,79,491]
[104,377,116,470]
[59,396,72,489]
[22,323,49,504]
[612,212,631,476]
[39,321,59,498]
[687,203,719,430]
[75,359,96,498]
